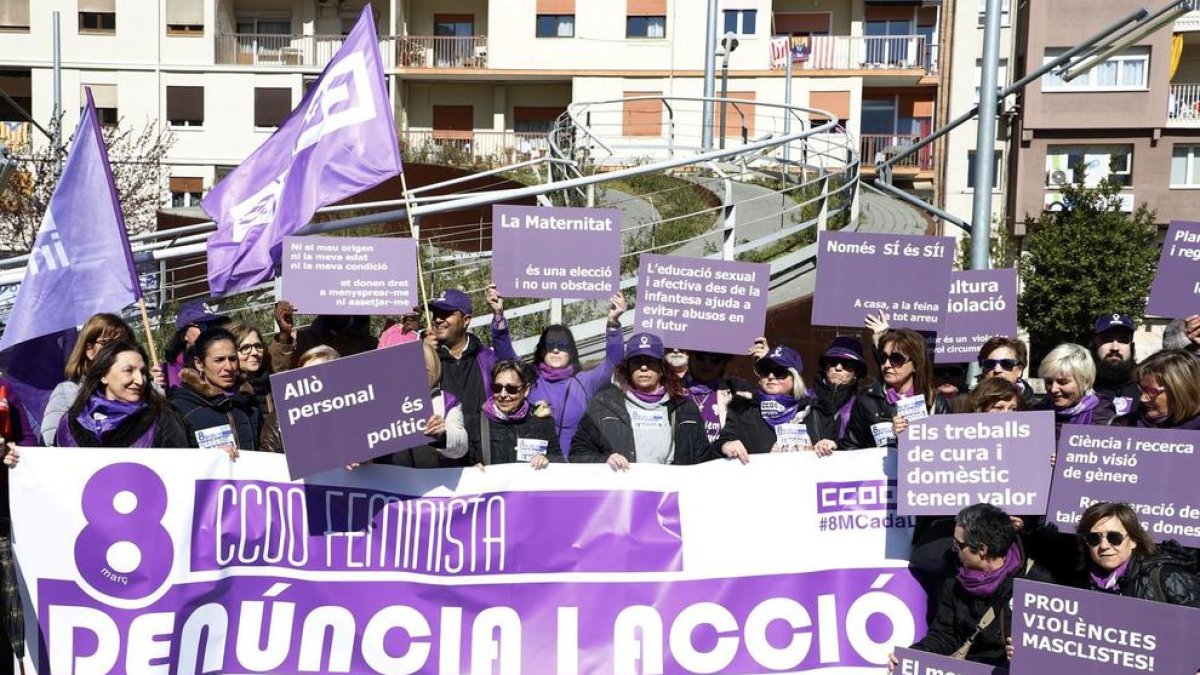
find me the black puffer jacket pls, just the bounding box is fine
[1088,542,1200,608]
[841,381,951,449]
[717,394,818,454]
[169,369,262,451]
[912,544,1054,665]
[809,376,859,443]
[470,406,563,465]
[569,385,712,465]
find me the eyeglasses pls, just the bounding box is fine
[756,365,793,380]
[950,538,977,553]
[491,383,526,395]
[544,339,572,353]
[238,343,265,354]
[1138,383,1166,399]
[1084,531,1127,548]
[877,352,910,368]
[980,358,1021,371]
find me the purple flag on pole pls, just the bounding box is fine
[202,6,402,297]
[0,89,140,353]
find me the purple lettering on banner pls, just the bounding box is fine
[1011,579,1200,674]
[190,482,683,575]
[895,646,1007,674]
[1147,220,1200,318]
[635,253,770,354]
[898,411,1055,516]
[492,205,621,300]
[816,479,897,514]
[280,236,419,315]
[1047,425,1200,547]
[270,341,432,479]
[37,567,925,674]
[933,268,1018,364]
[811,231,955,330]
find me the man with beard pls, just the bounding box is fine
[1091,313,1140,417]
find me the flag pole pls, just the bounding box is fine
[399,172,433,330]
[137,298,159,368]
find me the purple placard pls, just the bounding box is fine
[1011,579,1200,674]
[1147,220,1200,318]
[634,253,770,354]
[280,236,419,315]
[934,268,1018,364]
[492,205,621,300]
[191,483,683,574]
[1046,425,1200,548]
[270,340,432,479]
[898,411,1056,516]
[895,647,1006,675]
[812,231,955,330]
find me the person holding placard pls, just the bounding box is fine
[1036,343,1115,434]
[843,328,950,449]
[268,301,378,372]
[1075,502,1200,608]
[976,336,1040,408]
[1113,349,1200,430]
[528,293,627,454]
[375,342,470,467]
[258,345,340,454]
[717,342,819,463]
[471,360,560,469]
[569,332,710,470]
[810,337,868,453]
[965,377,1027,414]
[169,327,262,459]
[682,349,749,443]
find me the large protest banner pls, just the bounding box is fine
[281,236,419,314]
[1146,219,1200,318]
[811,232,955,330]
[1046,424,1200,548]
[492,205,621,300]
[894,647,1007,674]
[933,269,1018,364]
[635,254,770,354]
[12,450,925,674]
[1010,579,1200,674]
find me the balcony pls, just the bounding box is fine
[778,35,932,73]
[399,129,550,166]
[393,36,488,69]
[0,121,31,153]
[859,134,933,172]
[1169,84,1200,127]
[214,33,384,68]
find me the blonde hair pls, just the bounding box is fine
[1038,343,1096,392]
[298,345,340,367]
[423,342,441,388]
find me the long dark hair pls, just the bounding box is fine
[612,355,686,400]
[879,328,935,408]
[534,324,581,370]
[68,341,168,421]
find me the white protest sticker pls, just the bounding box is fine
[516,438,549,462]
[775,423,812,452]
[194,425,235,451]
[630,407,668,430]
[871,422,897,447]
[895,394,929,422]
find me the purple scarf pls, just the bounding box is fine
[1089,560,1131,592]
[1055,390,1100,424]
[884,385,914,405]
[537,363,577,383]
[838,397,855,438]
[755,391,804,427]
[482,398,529,423]
[957,544,1023,597]
[686,380,722,439]
[629,387,668,404]
[76,394,146,441]
[1137,411,1200,430]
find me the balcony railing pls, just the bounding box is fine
[393,36,488,69]
[0,121,31,153]
[399,129,550,165]
[860,134,933,170]
[214,33,394,68]
[1168,83,1200,126]
[779,35,930,72]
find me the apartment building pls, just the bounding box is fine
[1009,0,1200,233]
[0,0,945,207]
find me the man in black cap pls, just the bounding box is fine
[1091,313,1140,417]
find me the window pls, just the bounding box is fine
[723,9,756,35]
[254,87,291,128]
[622,92,662,136]
[974,58,1009,103]
[1043,47,1149,91]
[1170,145,1200,187]
[166,86,204,127]
[83,84,118,126]
[170,177,203,208]
[627,15,665,38]
[433,14,476,66]
[967,150,1001,190]
[79,12,115,32]
[514,106,564,134]
[536,15,574,37]
[166,0,202,34]
[0,0,30,31]
[1045,145,1133,188]
[978,0,1011,27]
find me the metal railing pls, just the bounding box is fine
[860,134,933,170]
[392,36,488,69]
[214,33,394,68]
[0,121,31,152]
[783,35,930,72]
[398,129,550,165]
[1168,83,1200,124]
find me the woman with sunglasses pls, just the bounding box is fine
[1075,502,1200,607]
[844,328,950,449]
[228,322,273,414]
[976,337,1040,407]
[570,332,710,470]
[472,360,560,468]
[718,342,819,463]
[528,294,627,456]
[810,337,868,454]
[1036,343,1115,434]
[681,349,747,442]
[1113,349,1200,430]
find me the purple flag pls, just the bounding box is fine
[0,89,140,353]
[202,6,402,297]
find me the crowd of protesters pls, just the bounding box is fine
[0,289,1198,671]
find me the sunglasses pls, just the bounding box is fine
[825,357,859,371]
[544,339,572,353]
[491,383,526,395]
[238,343,265,354]
[756,365,793,380]
[950,538,977,553]
[1084,531,1126,548]
[980,358,1021,371]
[877,352,910,368]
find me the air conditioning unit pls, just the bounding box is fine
[1046,168,1073,187]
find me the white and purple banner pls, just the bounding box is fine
[492,205,621,300]
[11,449,924,674]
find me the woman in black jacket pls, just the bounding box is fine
[1076,501,1200,607]
[472,360,561,468]
[569,332,710,469]
[844,328,951,449]
[810,336,868,453]
[169,327,262,458]
[717,342,819,463]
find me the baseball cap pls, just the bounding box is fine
[626,332,665,360]
[1093,313,1135,335]
[428,290,473,316]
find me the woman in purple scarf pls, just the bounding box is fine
[717,342,819,463]
[1114,349,1200,430]
[888,503,1052,670]
[1076,502,1200,607]
[1036,342,1115,434]
[54,342,188,448]
[472,360,561,468]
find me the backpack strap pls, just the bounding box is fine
[1150,566,1167,603]
[479,416,492,465]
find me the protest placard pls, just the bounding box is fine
[1146,220,1200,318]
[281,236,418,315]
[634,253,770,353]
[1047,425,1200,547]
[894,647,1007,675]
[898,411,1055,516]
[270,340,432,479]
[1011,579,1200,674]
[934,269,1019,364]
[492,205,621,300]
[811,231,955,330]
